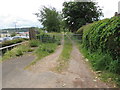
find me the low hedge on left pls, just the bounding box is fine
[1,38,28,47]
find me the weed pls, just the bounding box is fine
[29,40,40,47]
[2,43,34,61]
[79,44,120,87]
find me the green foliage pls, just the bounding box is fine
[35,43,57,56]
[62,1,103,32]
[79,16,120,87]
[79,45,120,87]
[76,23,93,35]
[1,38,25,47]
[108,60,120,74]
[2,43,33,61]
[100,72,120,87]
[83,16,120,61]
[30,43,57,65]
[28,33,62,65]
[35,6,61,32]
[29,40,40,47]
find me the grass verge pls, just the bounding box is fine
[2,42,34,61]
[30,43,58,65]
[25,42,59,70]
[79,44,120,87]
[25,33,63,69]
[55,35,72,72]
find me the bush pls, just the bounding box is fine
[108,60,120,74]
[82,16,120,62]
[1,38,25,47]
[93,54,112,71]
[29,40,40,47]
[2,43,33,60]
[78,16,120,86]
[76,24,93,35]
[16,49,23,56]
[80,17,120,74]
[34,43,57,60]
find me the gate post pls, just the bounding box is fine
[29,27,37,40]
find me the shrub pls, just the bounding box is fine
[29,40,40,47]
[2,43,33,60]
[108,60,120,74]
[93,54,112,71]
[1,38,25,47]
[78,16,120,86]
[16,49,23,56]
[34,43,57,61]
[82,16,120,61]
[80,16,120,73]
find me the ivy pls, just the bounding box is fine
[82,16,120,61]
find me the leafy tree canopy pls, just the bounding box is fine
[62,1,103,32]
[35,6,61,32]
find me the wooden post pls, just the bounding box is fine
[29,27,37,40]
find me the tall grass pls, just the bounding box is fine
[79,44,120,87]
[29,43,58,65]
[25,33,62,68]
[29,40,41,47]
[2,42,33,61]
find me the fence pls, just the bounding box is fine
[0,41,27,56]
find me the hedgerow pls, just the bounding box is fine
[77,16,120,86]
[78,16,120,74]
[83,16,120,61]
[1,38,27,47]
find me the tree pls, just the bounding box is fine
[62,1,103,32]
[35,6,61,32]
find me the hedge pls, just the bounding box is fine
[1,38,26,47]
[82,16,120,60]
[77,16,120,74]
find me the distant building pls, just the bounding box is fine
[0,30,10,37]
[2,27,30,33]
[18,32,29,37]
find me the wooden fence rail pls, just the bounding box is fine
[0,41,27,56]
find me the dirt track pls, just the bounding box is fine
[2,38,112,88]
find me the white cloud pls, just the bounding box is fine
[97,0,119,18]
[0,0,119,29]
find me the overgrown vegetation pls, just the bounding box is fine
[27,33,62,66]
[56,35,72,72]
[2,42,33,61]
[30,43,57,65]
[2,31,62,65]
[1,38,27,47]
[29,40,41,47]
[76,16,120,87]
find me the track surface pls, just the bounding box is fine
[2,39,111,88]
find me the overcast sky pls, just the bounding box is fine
[0,0,119,29]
